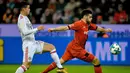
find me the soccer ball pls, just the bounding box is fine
[110,43,121,55]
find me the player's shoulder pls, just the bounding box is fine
[18,14,25,21]
[74,20,84,27]
[74,20,82,24]
[73,20,83,26]
[17,14,26,26]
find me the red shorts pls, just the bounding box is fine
[62,45,95,62]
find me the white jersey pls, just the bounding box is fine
[17,14,44,62]
[17,14,38,42]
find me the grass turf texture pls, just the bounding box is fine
[0,65,130,73]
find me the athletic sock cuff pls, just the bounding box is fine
[94,64,101,67]
[50,49,56,54]
[21,65,27,72]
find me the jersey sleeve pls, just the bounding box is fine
[89,23,98,30]
[68,22,81,30]
[18,18,38,36]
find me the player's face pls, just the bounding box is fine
[86,14,92,24]
[24,5,30,15]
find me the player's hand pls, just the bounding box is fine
[48,28,55,32]
[105,28,112,32]
[37,25,44,31]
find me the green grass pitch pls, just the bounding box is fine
[0,65,130,73]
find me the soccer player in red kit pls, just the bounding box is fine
[42,9,112,73]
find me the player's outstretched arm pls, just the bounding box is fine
[19,19,44,36]
[96,26,112,33]
[48,26,69,32]
[24,25,44,35]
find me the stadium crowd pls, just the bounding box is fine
[0,0,129,24]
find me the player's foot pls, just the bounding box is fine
[57,68,68,73]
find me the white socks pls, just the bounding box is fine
[15,65,27,73]
[50,49,63,68]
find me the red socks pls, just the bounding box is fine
[94,64,102,73]
[42,62,57,73]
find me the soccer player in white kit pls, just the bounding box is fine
[15,2,67,73]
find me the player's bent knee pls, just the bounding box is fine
[92,57,100,66]
[49,44,55,50]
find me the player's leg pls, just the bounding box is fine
[42,58,66,73]
[15,62,30,73]
[15,47,35,73]
[77,49,102,73]
[41,42,64,69]
[42,49,73,73]
[92,57,102,73]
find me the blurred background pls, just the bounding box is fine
[0,0,130,24]
[0,0,130,73]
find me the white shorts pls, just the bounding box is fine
[22,40,44,62]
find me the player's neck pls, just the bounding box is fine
[81,18,86,23]
[81,18,90,25]
[20,11,27,16]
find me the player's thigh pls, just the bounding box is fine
[77,49,95,62]
[61,49,73,62]
[34,41,55,53]
[22,46,35,68]
[34,41,44,54]
[42,42,55,52]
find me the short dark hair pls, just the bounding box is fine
[81,9,92,17]
[20,1,30,11]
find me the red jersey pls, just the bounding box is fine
[68,20,97,48]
